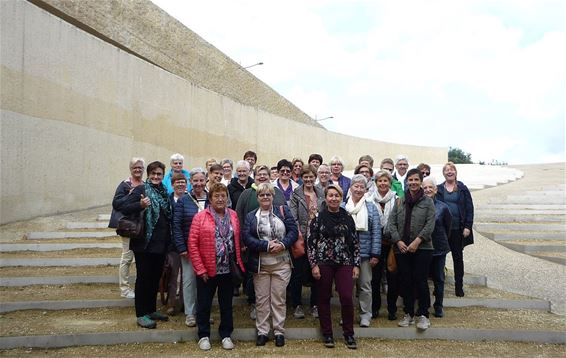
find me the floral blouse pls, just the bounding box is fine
[307,207,360,268]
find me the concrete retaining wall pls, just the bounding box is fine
[0,0,446,224]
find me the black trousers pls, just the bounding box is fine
[448,229,464,287]
[134,251,165,317]
[371,247,400,316]
[196,273,234,339]
[396,250,433,317]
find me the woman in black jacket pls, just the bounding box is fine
[109,157,145,299]
[121,161,171,329]
[436,162,474,297]
[423,176,452,317]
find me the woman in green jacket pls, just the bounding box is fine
[388,168,435,331]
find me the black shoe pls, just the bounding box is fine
[233,287,240,297]
[434,306,444,318]
[323,335,335,348]
[371,311,378,319]
[455,287,465,297]
[388,312,397,321]
[275,334,285,347]
[256,334,268,346]
[345,335,357,349]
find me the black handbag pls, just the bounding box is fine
[230,255,244,286]
[116,211,145,239]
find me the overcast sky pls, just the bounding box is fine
[151,0,564,165]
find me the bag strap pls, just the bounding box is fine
[278,205,285,218]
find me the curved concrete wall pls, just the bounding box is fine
[0,0,446,224]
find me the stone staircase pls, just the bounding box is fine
[1,165,566,353]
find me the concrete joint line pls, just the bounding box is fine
[0,258,120,267]
[0,328,564,349]
[0,243,121,252]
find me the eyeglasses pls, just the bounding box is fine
[258,193,272,198]
[421,171,430,176]
[132,166,144,170]
[382,167,393,172]
[318,171,330,175]
[279,169,291,174]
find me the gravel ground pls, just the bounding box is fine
[0,265,122,278]
[1,339,565,357]
[1,306,564,337]
[0,248,121,258]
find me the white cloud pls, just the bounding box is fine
[151,0,565,164]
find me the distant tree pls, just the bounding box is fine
[448,147,473,164]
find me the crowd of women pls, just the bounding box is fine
[109,151,474,351]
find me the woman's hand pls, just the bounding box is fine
[199,273,208,283]
[352,266,360,279]
[179,251,188,257]
[140,194,151,209]
[312,265,321,280]
[369,257,379,267]
[463,228,471,238]
[407,237,422,253]
[396,241,408,253]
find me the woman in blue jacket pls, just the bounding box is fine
[243,183,298,347]
[436,162,474,297]
[172,167,208,327]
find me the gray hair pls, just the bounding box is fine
[235,160,250,171]
[374,170,392,182]
[189,167,206,177]
[317,163,330,173]
[395,154,408,164]
[423,176,437,187]
[330,156,343,166]
[350,174,367,187]
[170,153,184,162]
[220,158,233,168]
[129,157,145,169]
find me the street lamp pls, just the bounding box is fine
[314,116,334,122]
[243,62,263,69]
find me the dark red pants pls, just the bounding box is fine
[317,264,354,337]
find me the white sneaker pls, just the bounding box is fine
[185,315,196,327]
[222,337,235,350]
[360,317,370,327]
[294,305,305,319]
[120,290,135,299]
[416,315,430,330]
[398,314,415,327]
[198,337,211,351]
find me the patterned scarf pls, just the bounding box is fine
[402,188,424,244]
[144,180,171,242]
[373,189,396,229]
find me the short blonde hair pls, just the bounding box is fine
[325,183,343,198]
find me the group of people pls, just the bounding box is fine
[109,151,474,351]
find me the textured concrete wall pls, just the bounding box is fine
[0,0,446,224]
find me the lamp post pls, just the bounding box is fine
[314,116,334,122]
[243,62,263,69]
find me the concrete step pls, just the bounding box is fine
[479,204,566,211]
[531,254,566,265]
[475,215,565,223]
[0,243,121,252]
[525,190,566,196]
[24,231,118,240]
[0,275,127,286]
[1,327,563,349]
[66,222,111,229]
[0,297,550,314]
[497,196,566,205]
[475,223,566,232]
[475,209,565,216]
[97,214,111,222]
[499,242,566,254]
[490,233,566,241]
[0,258,119,267]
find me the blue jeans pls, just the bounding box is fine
[429,254,447,309]
[180,255,197,316]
